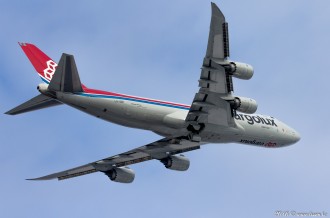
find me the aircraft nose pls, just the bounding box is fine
[294,131,301,142]
[291,130,301,144]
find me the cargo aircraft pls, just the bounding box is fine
[6,3,300,183]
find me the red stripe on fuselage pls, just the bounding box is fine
[83,87,190,108]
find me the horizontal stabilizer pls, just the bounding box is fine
[5,94,62,115]
[48,53,83,93]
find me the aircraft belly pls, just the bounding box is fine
[56,94,290,147]
[199,123,244,143]
[57,93,185,133]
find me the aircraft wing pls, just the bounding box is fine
[185,3,236,129]
[28,137,201,181]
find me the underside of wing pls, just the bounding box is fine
[28,138,201,183]
[186,3,235,131]
[186,3,256,133]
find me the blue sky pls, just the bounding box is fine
[1,1,330,217]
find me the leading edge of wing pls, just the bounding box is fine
[27,138,201,181]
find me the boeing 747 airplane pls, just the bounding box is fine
[6,3,300,183]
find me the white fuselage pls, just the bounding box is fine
[56,92,300,148]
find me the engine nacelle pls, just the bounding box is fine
[161,155,190,171]
[104,167,135,183]
[230,96,258,114]
[37,83,49,95]
[224,62,254,80]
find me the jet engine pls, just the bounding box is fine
[104,167,135,183]
[229,96,258,114]
[223,62,254,80]
[160,155,190,171]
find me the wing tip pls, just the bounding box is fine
[26,175,59,181]
[210,2,224,19]
[26,177,44,181]
[26,177,57,181]
[211,2,220,9]
[26,178,39,181]
[4,107,20,115]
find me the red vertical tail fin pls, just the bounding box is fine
[19,42,57,83]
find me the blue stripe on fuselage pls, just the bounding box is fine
[77,93,190,110]
[41,77,50,84]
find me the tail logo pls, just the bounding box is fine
[43,60,58,81]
